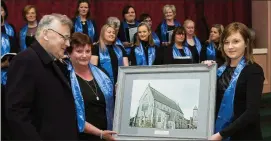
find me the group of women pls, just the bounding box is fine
[1,0,265,140]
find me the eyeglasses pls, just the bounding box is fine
[48,28,71,42]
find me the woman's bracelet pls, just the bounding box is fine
[100,130,103,139]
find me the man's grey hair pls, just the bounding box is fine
[35,13,73,38]
[106,17,120,29]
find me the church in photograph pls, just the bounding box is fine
[130,84,198,129]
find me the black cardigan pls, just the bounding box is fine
[216,63,264,140]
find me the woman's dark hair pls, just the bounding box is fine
[1,1,8,20]
[139,13,151,22]
[122,5,136,20]
[169,26,186,47]
[75,0,91,19]
[66,32,93,53]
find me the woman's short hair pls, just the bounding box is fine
[1,1,8,20]
[122,5,136,20]
[163,5,176,15]
[75,0,91,19]
[139,13,151,22]
[134,22,154,46]
[220,22,255,64]
[66,32,93,53]
[22,5,38,21]
[169,26,187,47]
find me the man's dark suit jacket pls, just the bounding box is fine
[5,41,79,140]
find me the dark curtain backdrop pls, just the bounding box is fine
[4,0,251,42]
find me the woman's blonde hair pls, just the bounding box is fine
[163,5,176,16]
[134,22,154,46]
[99,24,116,52]
[183,19,196,36]
[220,22,255,65]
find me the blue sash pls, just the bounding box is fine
[19,25,28,51]
[134,43,156,66]
[4,22,15,37]
[74,16,95,41]
[90,64,114,130]
[1,34,11,56]
[1,34,11,86]
[206,42,216,60]
[68,62,86,132]
[68,62,114,131]
[215,57,246,138]
[161,20,181,42]
[152,32,160,47]
[99,45,123,83]
[185,36,202,55]
[115,38,124,48]
[172,44,192,58]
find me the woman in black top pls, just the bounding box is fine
[204,22,264,140]
[129,22,161,66]
[200,24,225,67]
[117,5,139,55]
[155,4,181,47]
[162,26,192,64]
[19,5,38,51]
[66,32,116,141]
[91,24,129,85]
[72,0,98,42]
[1,2,18,140]
[183,19,202,63]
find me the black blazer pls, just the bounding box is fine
[5,41,79,140]
[217,63,264,140]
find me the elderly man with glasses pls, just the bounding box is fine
[5,13,79,140]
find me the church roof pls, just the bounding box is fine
[148,84,183,114]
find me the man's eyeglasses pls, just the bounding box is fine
[48,29,71,42]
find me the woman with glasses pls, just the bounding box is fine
[162,26,192,64]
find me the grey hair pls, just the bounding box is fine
[106,17,120,29]
[35,13,73,38]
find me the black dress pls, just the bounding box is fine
[215,63,264,140]
[187,44,200,63]
[76,75,107,141]
[200,42,225,67]
[129,41,161,65]
[92,44,127,85]
[25,26,37,48]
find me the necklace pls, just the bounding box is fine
[83,79,99,101]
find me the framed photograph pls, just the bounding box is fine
[113,64,217,140]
